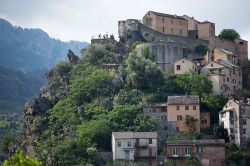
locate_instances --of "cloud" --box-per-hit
[0,0,249,46]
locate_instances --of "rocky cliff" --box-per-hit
[19,51,78,157]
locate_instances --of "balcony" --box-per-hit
[135,141,149,148]
[134,149,157,158]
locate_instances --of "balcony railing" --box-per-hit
[135,142,148,147]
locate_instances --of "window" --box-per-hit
[193,106,196,110]
[223,78,225,82]
[117,140,121,147]
[162,18,164,23]
[211,63,213,67]
[127,141,131,147]
[172,147,178,156]
[176,65,181,70]
[177,115,182,121]
[163,27,165,32]
[185,147,190,156]
[243,129,246,134]
[243,119,247,125]
[176,127,179,131]
[180,29,182,35]
[229,70,231,76]
[171,28,174,34]
[176,105,180,110]
[185,105,189,110]
[179,20,182,26]
[239,41,244,45]
[227,77,230,82]
[197,146,202,153]
[149,138,152,144]
[230,128,234,133]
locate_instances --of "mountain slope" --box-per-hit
[0,18,88,72]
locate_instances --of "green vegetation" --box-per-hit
[218,29,240,41]
[3,148,41,166]
[185,156,200,166]
[195,44,208,55]
[4,41,231,165]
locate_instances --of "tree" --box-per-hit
[185,115,198,131]
[2,135,15,156]
[3,148,41,166]
[195,44,208,55]
[81,44,113,66]
[142,16,153,27]
[113,89,142,105]
[213,124,229,141]
[126,53,164,90]
[218,29,240,41]
[173,72,212,96]
[185,156,200,166]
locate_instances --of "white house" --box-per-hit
[174,59,198,75]
[112,132,158,165]
[219,99,250,147]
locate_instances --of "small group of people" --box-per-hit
[91,33,114,39]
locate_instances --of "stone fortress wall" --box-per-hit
[118,19,209,49]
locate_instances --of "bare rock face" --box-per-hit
[21,97,52,156]
[67,49,79,64]
[19,55,73,157]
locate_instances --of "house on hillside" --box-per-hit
[166,139,225,166]
[219,99,250,147]
[174,59,198,74]
[112,132,158,166]
[205,48,238,65]
[143,103,168,136]
[201,60,242,95]
[167,95,201,132]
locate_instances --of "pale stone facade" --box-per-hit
[144,11,188,37]
[183,15,248,62]
[143,103,168,136]
[167,96,200,132]
[174,59,198,74]
[201,60,242,95]
[112,132,158,165]
[219,99,250,147]
[205,48,238,64]
[166,139,225,166]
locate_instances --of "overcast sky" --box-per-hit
[0,0,249,47]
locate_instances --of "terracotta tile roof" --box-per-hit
[167,95,200,105]
[112,132,158,139]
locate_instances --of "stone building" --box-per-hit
[166,139,225,166]
[144,11,188,37]
[167,95,200,132]
[183,15,248,63]
[201,60,242,95]
[174,59,198,74]
[112,132,158,166]
[143,103,168,136]
[219,99,250,147]
[205,48,238,65]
